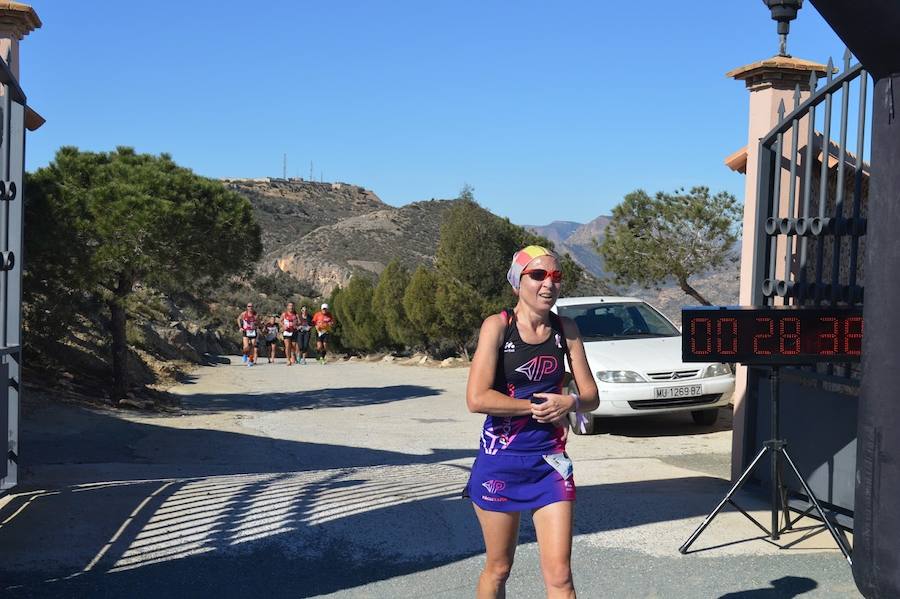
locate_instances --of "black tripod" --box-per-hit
[678,366,853,565]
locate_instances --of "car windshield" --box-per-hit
[558,302,680,341]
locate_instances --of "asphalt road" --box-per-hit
[0,358,861,598]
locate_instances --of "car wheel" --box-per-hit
[691,408,719,426]
[567,384,596,435]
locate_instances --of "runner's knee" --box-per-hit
[540,562,572,590]
[483,558,513,584]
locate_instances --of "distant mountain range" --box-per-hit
[525,217,612,279]
[526,217,740,322]
[227,178,737,322]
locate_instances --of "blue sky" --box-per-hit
[22,1,847,224]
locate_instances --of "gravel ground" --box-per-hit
[0,358,860,598]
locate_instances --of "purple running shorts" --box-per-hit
[466,452,575,512]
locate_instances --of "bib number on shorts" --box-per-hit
[542,453,573,480]
[245,330,257,338]
[283,331,293,338]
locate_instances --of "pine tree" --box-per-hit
[372,259,417,348]
[27,147,262,399]
[599,187,740,305]
[403,266,442,343]
[333,276,386,351]
[434,277,483,359]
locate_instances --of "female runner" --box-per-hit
[465,245,598,599]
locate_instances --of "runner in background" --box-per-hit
[312,303,336,364]
[281,302,300,366]
[236,302,259,366]
[297,305,313,365]
[264,315,280,363]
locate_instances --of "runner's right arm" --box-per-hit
[466,314,532,417]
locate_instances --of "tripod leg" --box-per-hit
[771,444,780,540]
[779,469,792,533]
[776,459,792,533]
[679,445,769,554]
[780,448,853,565]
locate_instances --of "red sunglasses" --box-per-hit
[521,268,563,283]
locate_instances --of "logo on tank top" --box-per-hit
[482,479,506,494]
[514,355,558,382]
[504,341,516,353]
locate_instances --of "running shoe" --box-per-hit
[242,355,248,363]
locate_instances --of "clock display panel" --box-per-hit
[682,306,863,364]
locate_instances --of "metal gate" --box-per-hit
[0,55,26,491]
[746,51,870,523]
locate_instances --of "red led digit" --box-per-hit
[844,316,864,355]
[779,317,800,355]
[753,317,774,355]
[716,318,738,355]
[818,317,839,355]
[690,318,712,356]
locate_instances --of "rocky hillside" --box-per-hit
[229,179,609,296]
[623,266,740,325]
[224,178,387,251]
[259,199,456,293]
[225,178,733,311]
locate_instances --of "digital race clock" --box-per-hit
[682,306,864,365]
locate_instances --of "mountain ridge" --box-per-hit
[228,178,737,318]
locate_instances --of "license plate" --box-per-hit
[654,384,702,399]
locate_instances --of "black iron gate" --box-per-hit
[746,51,870,524]
[0,56,25,490]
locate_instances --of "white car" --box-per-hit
[553,296,735,434]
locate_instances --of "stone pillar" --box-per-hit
[0,2,40,80]
[725,56,826,481]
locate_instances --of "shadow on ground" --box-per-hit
[595,403,734,437]
[178,385,442,413]
[718,575,818,598]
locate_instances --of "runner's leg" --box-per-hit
[242,336,249,362]
[532,501,575,599]
[299,332,308,364]
[473,505,520,599]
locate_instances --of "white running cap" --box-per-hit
[321,303,329,309]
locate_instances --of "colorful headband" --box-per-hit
[506,245,557,290]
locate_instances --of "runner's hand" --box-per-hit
[530,393,576,423]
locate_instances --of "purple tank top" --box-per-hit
[479,312,567,456]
